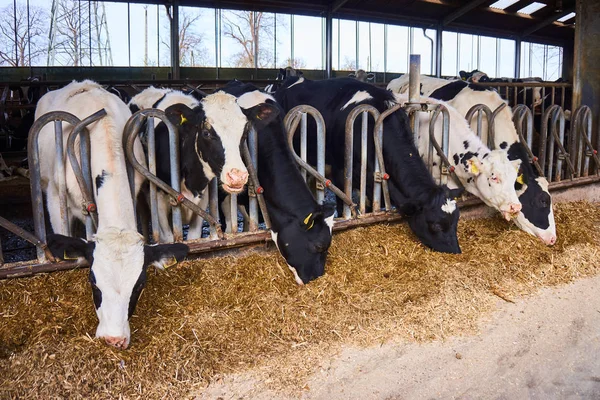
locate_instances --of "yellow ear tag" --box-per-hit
[180,114,187,125]
[164,257,178,269]
[469,160,479,175]
[303,213,313,225]
[63,250,79,260]
[256,114,262,120]
[516,174,525,185]
[307,220,315,230]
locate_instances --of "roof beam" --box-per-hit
[522,6,576,36]
[505,0,536,14]
[331,0,350,12]
[442,0,491,26]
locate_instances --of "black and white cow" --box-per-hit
[349,69,375,83]
[129,87,254,241]
[36,80,189,349]
[275,77,463,254]
[393,93,522,220]
[264,67,304,94]
[221,81,335,284]
[388,75,557,245]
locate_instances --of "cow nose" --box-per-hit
[226,168,249,188]
[509,203,522,214]
[104,336,129,349]
[545,235,557,246]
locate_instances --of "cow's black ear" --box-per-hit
[242,103,280,130]
[459,71,468,80]
[164,104,197,127]
[299,211,323,231]
[47,234,95,263]
[321,203,336,218]
[129,103,140,114]
[144,243,189,270]
[444,186,465,200]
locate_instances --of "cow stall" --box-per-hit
[0,63,599,278]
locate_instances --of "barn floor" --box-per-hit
[0,201,599,399]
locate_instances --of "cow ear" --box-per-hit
[367,73,375,79]
[511,158,522,172]
[299,211,323,231]
[144,243,189,270]
[466,158,482,176]
[242,103,280,130]
[46,234,95,263]
[321,203,336,218]
[446,187,465,200]
[164,104,197,127]
[459,71,468,80]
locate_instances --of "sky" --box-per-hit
[1,0,563,79]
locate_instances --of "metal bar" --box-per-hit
[0,215,55,262]
[247,127,259,231]
[54,120,70,235]
[208,178,219,238]
[124,109,224,239]
[300,112,307,182]
[167,112,183,241]
[284,106,353,213]
[241,141,271,229]
[28,111,81,262]
[316,109,326,204]
[147,117,160,243]
[227,194,238,233]
[522,7,576,37]
[465,104,493,148]
[359,111,368,214]
[408,54,421,142]
[79,126,94,240]
[66,109,106,231]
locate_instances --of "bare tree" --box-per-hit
[163,6,210,67]
[0,3,48,66]
[340,56,357,71]
[222,10,278,68]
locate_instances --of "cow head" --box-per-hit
[463,151,522,220]
[460,70,489,83]
[271,205,335,285]
[403,185,464,254]
[165,91,250,194]
[514,174,556,245]
[47,228,189,349]
[349,69,375,82]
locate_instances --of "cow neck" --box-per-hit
[89,121,137,231]
[381,112,438,207]
[256,122,319,227]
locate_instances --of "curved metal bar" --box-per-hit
[571,106,600,177]
[284,105,355,214]
[66,108,107,233]
[511,105,545,176]
[28,111,82,262]
[428,104,462,187]
[241,141,271,229]
[345,104,383,215]
[124,109,224,240]
[0,215,56,262]
[465,104,494,148]
[543,106,573,182]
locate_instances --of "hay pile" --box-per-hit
[1,201,599,398]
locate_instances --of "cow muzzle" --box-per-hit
[104,336,129,349]
[537,232,557,246]
[501,203,522,221]
[222,168,248,194]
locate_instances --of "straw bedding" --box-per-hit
[0,201,599,399]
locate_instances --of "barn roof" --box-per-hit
[117,0,576,46]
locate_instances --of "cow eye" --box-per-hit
[429,222,443,234]
[202,128,212,138]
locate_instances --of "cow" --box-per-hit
[128,87,255,241]
[349,69,375,83]
[35,80,189,350]
[388,75,557,245]
[221,81,335,284]
[264,67,304,94]
[275,77,463,254]
[394,93,522,220]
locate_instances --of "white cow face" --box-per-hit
[47,229,189,349]
[466,151,522,220]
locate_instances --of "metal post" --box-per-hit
[209,178,219,238]
[168,116,183,241]
[359,111,368,214]
[435,25,443,78]
[409,54,421,142]
[248,127,259,230]
[515,38,521,79]
[300,112,308,181]
[54,120,70,235]
[170,0,180,79]
[325,10,333,78]
[147,119,160,243]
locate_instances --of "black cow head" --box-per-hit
[271,204,336,285]
[46,230,189,350]
[460,69,490,83]
[403,185,464,254]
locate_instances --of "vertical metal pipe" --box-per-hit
[325,10,333,78]
[316,112,325,204]
[29,133,46,262]
[383,24,387,81]
[248,126,259,230]
[79,130,94,239]
[54,121,70,235]
[147,119,160,243]
[515,38,521,79]
[167,119,183,241]
[228,194,237,233]
[208,178,219,239]
[409,55,421,142]
[343,119,353,220]
[372,121,382,211]
[355,20,359,69]
[440,107,450,186]
[583,108,593,177]
[300,112,307,181]
[170,0,180,79]
[359,112,368,214]
[127,3,131,67]
[435,25,442,78]
[555,112,566,182]
[215,8,219,78]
